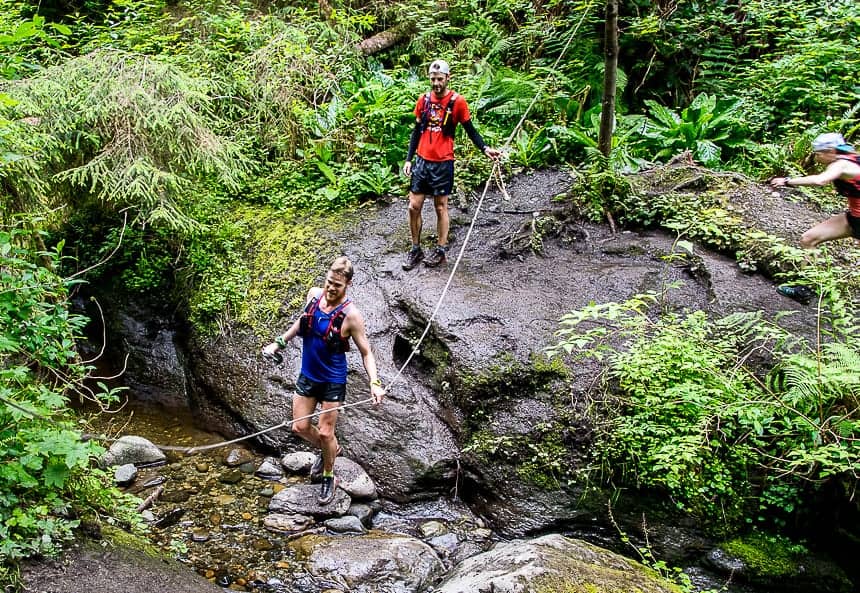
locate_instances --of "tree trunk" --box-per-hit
[355,24,415,55]
[598,0,618,158]
[319,0,334,22]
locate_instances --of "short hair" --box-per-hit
[329,256,354,281]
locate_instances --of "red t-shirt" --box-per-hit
[414,90,472,162]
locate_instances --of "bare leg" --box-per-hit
[800,213,853,249]
[317,401,340,473]
[433,194,450,246]
[407,192,426,245]
[291,394,322,448]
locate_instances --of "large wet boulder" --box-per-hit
[77,295,189,408]
[435,533,681,593]
[289,532,444,593]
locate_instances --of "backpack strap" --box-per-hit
[298,296,320,337]
[324,299,352,353]
[323,299,351,334]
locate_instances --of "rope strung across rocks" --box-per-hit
[175,398,375,454]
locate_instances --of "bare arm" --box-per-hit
[771,160,859,187]
[344,309,385,404]
[262,287,321,355]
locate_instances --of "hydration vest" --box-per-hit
[834,154,860,199]
[298,297,351,354]
[419,91,459,138]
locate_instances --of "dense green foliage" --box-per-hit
[0,219,137,569]
[0,0,858,576]
[548,277,860,531]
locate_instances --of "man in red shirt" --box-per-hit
[402,59,501,269]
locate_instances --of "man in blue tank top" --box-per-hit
[263,256,385,504]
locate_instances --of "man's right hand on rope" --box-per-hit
[483,146,502,160]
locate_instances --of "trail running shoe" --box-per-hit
[777,284,815,305]
[423,246,447,268]
[402,247,424,270]
[318,475,339,505]
[310,445,342,479]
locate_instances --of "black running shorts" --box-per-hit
[410,156,454,197]
[295,373,346,403]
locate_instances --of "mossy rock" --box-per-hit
[20,524,220,593]
[436,534,682,593]
[716,532,852,593]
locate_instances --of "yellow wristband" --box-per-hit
[371,379,382,387]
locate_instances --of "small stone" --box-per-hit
[209,513,222,526]
[347,503,373,526]
[324,515,365,534]
[195,462,210,473]
[263,513,313,533]
[114,463,138,486]
[428,532,460,557]
[153,508,185,529]
[160,488,193,503]
[224,448,254,467]
[258,486,275,497]
[191,527,210,542]
[419,520,447,538]
[255,457,284,480]
[140,510,155,522]
[239,461,256,474]
[241,512,253,520]
[215,495,235,505]
[251,537,274,551]
[281,451,317,473]
[219,469,244,484]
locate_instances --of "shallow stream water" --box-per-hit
[83,400,490,591]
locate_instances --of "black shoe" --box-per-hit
[777,284,815,305]
[309,445,341,478]
[423,246,447,268]
[402,247,424,270]
[318,475,339,505]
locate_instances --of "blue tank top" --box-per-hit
[301,301,349,384]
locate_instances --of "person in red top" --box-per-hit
[770,132,860,302]
[401,59,501,270]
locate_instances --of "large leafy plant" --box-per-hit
[637,93,754,167]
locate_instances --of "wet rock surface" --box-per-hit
[20,535,222,593]
[435,534,680,593]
